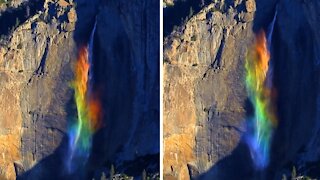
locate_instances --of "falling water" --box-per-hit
[245,9,278,169]
[267,8,278,50]
[88,18,97,84]
[67,19,102,174]
[266,9,278,89]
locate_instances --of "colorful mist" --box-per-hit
[67,45,102,172]
[245,30,277,169]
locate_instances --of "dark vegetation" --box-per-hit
[117,154,159,177]
[94,153,159,179]
[281,161,320,180]
[282,166,314,180]
[164,0,209,36]
[0,0,44,37]
[94,162,159,180]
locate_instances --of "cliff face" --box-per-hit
[0,0,159,179]
[164,0,320,179]
[0,0,76,179]
[164,0,255,178]
[96,0,159,162]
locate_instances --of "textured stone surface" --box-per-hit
[0,0,159,179]
[164,0,320,179]
[0,0,76,179]
[245,0,256,12]
[163,1,255,178]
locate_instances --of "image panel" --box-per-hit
[163,0,320,179]
[0,0,159,179]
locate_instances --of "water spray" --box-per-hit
[67,19,102,173]
[245,9,278,169]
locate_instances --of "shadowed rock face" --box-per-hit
[267,0,320,178]
[0,0,159,179]
[85,0,160,176]
[164,0,320,179]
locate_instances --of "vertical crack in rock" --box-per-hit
[35,38,50,76]
[211,28,227,70]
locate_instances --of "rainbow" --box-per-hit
[67,45,102,172]
[245,30,277,169]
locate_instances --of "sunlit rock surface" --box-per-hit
[164,0,255,178]
[0,0,75,179]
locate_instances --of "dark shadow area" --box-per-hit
[251,0,278,33]
[0,0,44,36]
[17,137,69,180]
[72,0,99,46]
[164,0,209,36]
[85,0,160,178]
[300,161,320,178]
[211,31,226,69]
[18,137,86,180]
[85,7,136,175]
[118,154,160,177]
[197,140,257,180]
[196,99,260,180]
[90,153,160,180]
[267,5,319,178]
[35,38,49,75]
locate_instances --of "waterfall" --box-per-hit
[245,8,278,169]
[66,19,102,174]
[88,18,97,85]
[267,8,278,49]
[266,8,277,89]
